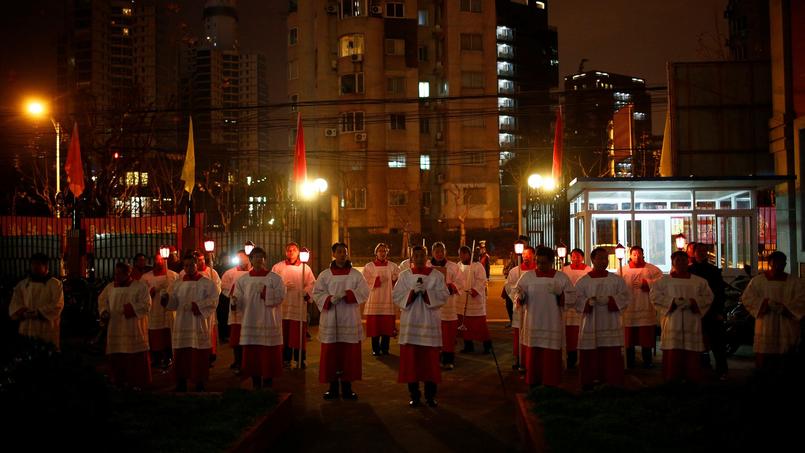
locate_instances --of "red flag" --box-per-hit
[551,106,563,183]
[64,122,85,198]
[293,112,307,183]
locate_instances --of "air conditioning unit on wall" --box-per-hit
[324,128,338,137]
[325,4,338,14]
[370,5,383,15]
[355,132,367,142]
[351,53,363,62]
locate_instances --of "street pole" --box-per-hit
[52,119,61,218]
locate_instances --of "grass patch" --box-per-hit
[106,388,278,452]
[529,378,801,453]
[2,336,277,452]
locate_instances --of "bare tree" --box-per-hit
[445,183,481,246]
[197,162,247,233]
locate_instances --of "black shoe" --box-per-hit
[409,398,421,407]
[426,399,438,408]
[371,350,380,356]
[342,391,358,400]
[323,391,339,400]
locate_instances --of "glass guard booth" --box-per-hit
[567,177,786,275]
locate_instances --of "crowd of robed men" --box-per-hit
[8,238,805,405]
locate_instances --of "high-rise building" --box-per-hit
[494,0,558,228]
[563,70,651,178]
[288,0,510,241]
[180,0,268,174]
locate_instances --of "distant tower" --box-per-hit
[203,0,238,50]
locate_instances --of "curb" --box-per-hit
[229,393,293,453]
[515,393,548,452]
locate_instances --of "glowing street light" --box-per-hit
[244,240,255,256]
[24,98,62,216]
[615,242,626,275]
[299,177,328,200]
[674,233,687,251]
[527,173,543,189]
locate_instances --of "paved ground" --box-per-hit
[140,276,757,452]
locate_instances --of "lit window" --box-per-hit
[418,10,428,25]
[497,79,514,94]
[341,0,363,17]
[499,115,515,130]
[497,43,513,58]
[535,1,546,9]
[496,26,513,41]
[122,8,132,16]
[497,62,514,76]
[338,34,365,56]
[498,97,515,110]
[122,27,129,36]
[420,154,431,170]
[418,82,430,98]
[388,153,407,168]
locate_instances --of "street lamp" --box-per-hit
[244,240,255,256]
[557,241,568,268]
[674,233,687,251]
[24,98,62,217]
[299,177,328,200]
[615,242,626,275]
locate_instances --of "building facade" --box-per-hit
[563,70,651,179]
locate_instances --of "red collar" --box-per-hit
[249,269,270,277]
[520,262,536,271]
[765,271,788,281]
[670,271,691,279]
[114,278,133,288]
[569,263,587,270]
[285,259,301,266]
[197,263,207,272]
[412,266,433,275]
[330,261,352,275]
[151,267,166,276]
[373,259,388,266]
[628,261,645,268]
[183,273,203,281]
[535,269,557,278]
[588,269,609,278]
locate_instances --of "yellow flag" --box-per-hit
[181,117,195,195]
[659,108,672,177]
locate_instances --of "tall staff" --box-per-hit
[299,248,311,369]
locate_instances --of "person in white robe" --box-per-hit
[427,242,462,369]
[167,253,219,392]
[98,262,152,388]
[9,253,64,349]
[313,242,370,400]
[141,252,179,370]
[621,246,663,369]
[272,242,316,368]
[574,247,631,388]
[233,247,286,389]
[651,250,713,382]
[393,245,449,407]
[514,246,575,387]
[220,250,251,371]
[362,243,400,356]
[742,251,805,372]
[179,251,222,365]
[560,248,591,369]
[456,245,491,353]
[505,245,536,371]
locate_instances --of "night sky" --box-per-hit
[0,0,728,134]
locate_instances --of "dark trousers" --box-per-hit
[217,296,230,341]
[283,346,306,362]
[504,295,514,322]
[407,381,437,400]
[371,336,390,353]
[702,316,728,375]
